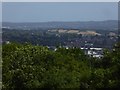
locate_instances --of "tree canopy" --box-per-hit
[2,42,120,89]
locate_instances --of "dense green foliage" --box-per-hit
[2,42,120,89]
[3,28,117,48]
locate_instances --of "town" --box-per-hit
[2,27,118,58]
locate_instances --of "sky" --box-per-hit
[2,2,118,22]
[2,0,120,2]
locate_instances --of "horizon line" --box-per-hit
[2,20,118,23]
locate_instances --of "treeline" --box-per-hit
[2,42,120,89]
[2,28,80,46]
[3,28,117,48]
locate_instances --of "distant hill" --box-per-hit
[2,20,118,31]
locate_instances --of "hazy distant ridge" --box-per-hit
[2,20,118,30]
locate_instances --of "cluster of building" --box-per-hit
[47,43,103,58]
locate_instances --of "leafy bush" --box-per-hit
[2,42,120,89]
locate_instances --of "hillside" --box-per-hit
[2,20,118,30]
